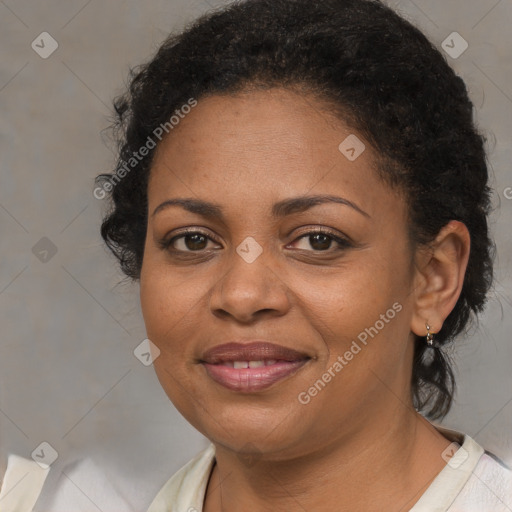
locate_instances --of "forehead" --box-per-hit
[153,87,354,157]
[147,88,402,222]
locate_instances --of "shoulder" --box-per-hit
[450,449,512,511]
[411,424,512,512]
[146,443,216,512]
[0,453,50,510]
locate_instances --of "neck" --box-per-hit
[204,409,452,512]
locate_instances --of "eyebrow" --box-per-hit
[151,194,370,220]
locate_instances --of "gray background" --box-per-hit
[0,0,511,509]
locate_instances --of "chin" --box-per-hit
[199,408,305,452]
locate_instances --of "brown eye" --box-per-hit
[291,229,352,252]
[308,233,332,251]
[178,233,209,251]
[162,230,220,252]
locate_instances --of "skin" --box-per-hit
[139,87,471,511]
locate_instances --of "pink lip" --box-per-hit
[200,342,311,392]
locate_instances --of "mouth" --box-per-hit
[199,341,311,392]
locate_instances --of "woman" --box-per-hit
[95,0,511,510]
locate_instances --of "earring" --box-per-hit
[425,323,434,347]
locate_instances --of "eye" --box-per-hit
[159,227,353,254]
[289,228,352,252]
[161,230,221,252]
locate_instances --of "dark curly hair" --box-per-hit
[96,0,495,420]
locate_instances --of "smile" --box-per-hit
[202,359,309,392]
[200,341,311,392]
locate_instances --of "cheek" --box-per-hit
[140,265,210,419]
[140,261,207,344]
[296,249,411,367]
[291,258,395,330]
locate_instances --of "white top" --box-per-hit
[1,426,510,510]
[147,425,512,512]
[0,454,139,511]
[0,454,51,511]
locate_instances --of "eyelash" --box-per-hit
[159,227,353,254]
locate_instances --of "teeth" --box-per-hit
[230,360,278,368]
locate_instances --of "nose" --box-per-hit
[209,243,291,323]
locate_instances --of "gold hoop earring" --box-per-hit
[426,323,434,346]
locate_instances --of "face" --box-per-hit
[140,87,419,460]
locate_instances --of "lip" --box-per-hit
[200,341,311,392]
[201,341,309,364]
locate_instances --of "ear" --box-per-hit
[410,220,471,337]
